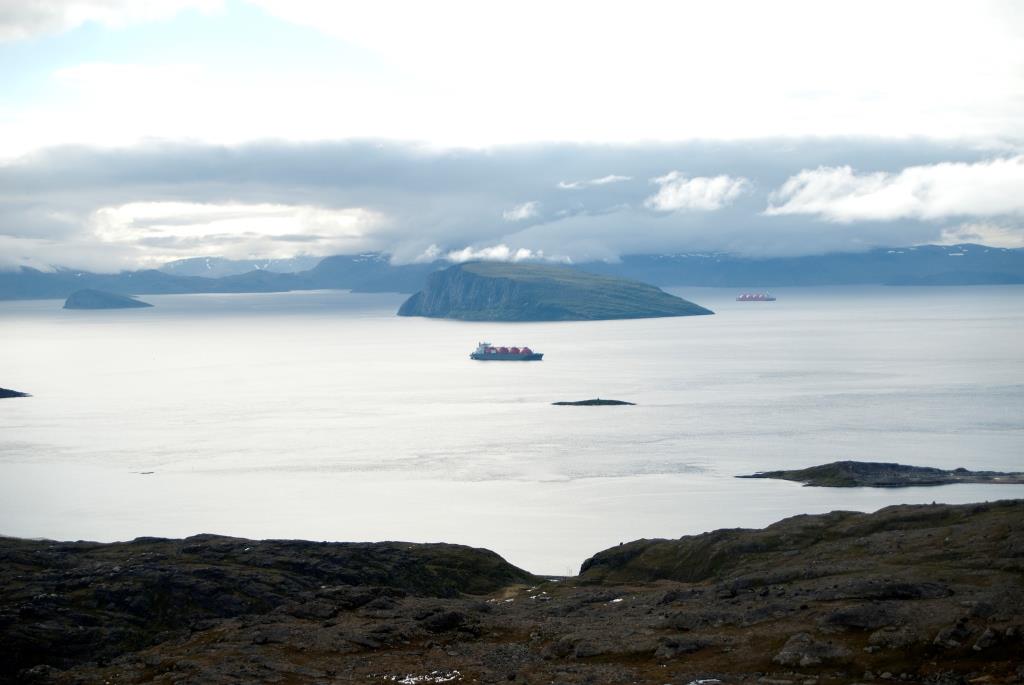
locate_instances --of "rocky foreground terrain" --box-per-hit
[2,500,1022,684]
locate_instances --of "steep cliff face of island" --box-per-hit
[63,289,153,310]
[397,262,713,321]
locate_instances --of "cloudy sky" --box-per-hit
[1,0,1023,270]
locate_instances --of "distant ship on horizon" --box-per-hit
[470,342,543,361]
[736,293,777,301]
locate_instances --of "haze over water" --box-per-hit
[2,285,1023,574]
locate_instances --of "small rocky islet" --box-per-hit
[3,500,1022,684]
[552,399,635,406]
[739,460,1024,487]
[62,289,153,310]
[0,387,30,399]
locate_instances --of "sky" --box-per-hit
[1,0,1023,271]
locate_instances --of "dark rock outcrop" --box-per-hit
[738,460,1024,487]
[0,535,534,681]
[552,399,635,406]
[0,387,29,399]
[62,289,153,310]
[773,631,852,666]
[577,500,1024,584]
[397,262,713,321]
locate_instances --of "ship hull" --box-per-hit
[470,353,543,361]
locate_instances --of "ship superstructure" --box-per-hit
[470,342,543,361]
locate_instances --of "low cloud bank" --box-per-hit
[1,139,1021,272]
[416,244,560,264]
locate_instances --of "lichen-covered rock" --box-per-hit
[869,625,923,649]
[773,632,851,667]
[819,602,902,630]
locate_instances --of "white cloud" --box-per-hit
[0,0,221,41]
[938,222,1024,248]
[765,156,1024,222]
[89,201,383,262]
[2,139,1019,270]
[411,244,442,263]
[644,171,750,211]
[0,237,57,271]
[443,244,547,263]
[557,175,631,189]
[590,174,630,185]
[502,201,539,222]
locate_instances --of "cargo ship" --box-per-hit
[736,293,776,301]
[470,342,543,361]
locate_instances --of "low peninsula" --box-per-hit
[552,398,635,406]
[0,387,29,399]
[3,501,1022,684]
[738,460,1024,487]
[63,289,153,310]
[397,261,713,321]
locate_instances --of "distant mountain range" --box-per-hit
[159,256,323,278]
[582,244,1024,287]
[1,244,1021,301]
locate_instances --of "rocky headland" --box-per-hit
[739,461,1024,487]
[397,262,713,321]
[0,387,30,399]
[63,289,153,310]
[552,399,635,406]
[3,500,1023,684]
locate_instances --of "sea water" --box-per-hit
[2,286,1022,574]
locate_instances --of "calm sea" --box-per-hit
[2,285,1023,574]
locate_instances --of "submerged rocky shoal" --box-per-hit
[3,500,1022,684]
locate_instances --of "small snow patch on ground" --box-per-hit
[383,670,462,684]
